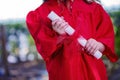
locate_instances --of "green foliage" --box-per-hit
[27,34,35,46]
[113,25,117,34]
[1,21,38,57]
[5,22,27,33]
[109,11,120,57]
[109,11,120,28]
[115,36,120,56]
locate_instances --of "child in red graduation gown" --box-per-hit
[26,0,118,80]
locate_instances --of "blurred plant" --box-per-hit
[110,11,120,35]
[109,11,120,57]
[3,21,40,62]
[27,35,38,59]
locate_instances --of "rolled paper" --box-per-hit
[48,11,75,35]
[48,11,102,59]
[48,11,62,21]
[77,36,102,59]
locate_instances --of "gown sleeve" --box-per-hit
[26,7,64,62]
[94,4,118,62]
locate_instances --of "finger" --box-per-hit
[85,38,97,49]
[86,41,95,54]
[53,19,65,28]
[93,46,100,55]
[64,22,69,28]
[52,19,59,27]
[89,43,97,55]
[59,22,68,30]
[55,21,63,29]
[85,39,92,50]
[56,20,67,29]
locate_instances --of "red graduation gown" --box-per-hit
[26,0,118,80]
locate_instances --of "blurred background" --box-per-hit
[0,0,120,80]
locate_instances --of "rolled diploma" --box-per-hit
[48,11,102,59]
[48,11,75,35]
[77,36,102,59]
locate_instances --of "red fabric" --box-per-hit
[26,0,118,80]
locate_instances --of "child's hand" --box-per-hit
[52,17,68,35]
[84,38,105,55]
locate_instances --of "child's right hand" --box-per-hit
[52,17,68,35]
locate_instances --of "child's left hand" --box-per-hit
[84,38,105,55]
